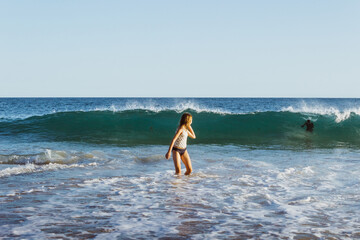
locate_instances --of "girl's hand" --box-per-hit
[165,151,171,159]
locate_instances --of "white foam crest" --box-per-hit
[0,149,97,165]
[37,149,80,164]
[170,100,230,114]
[237,175,257,186]
[95,100,232,115]
[277,166,314,179]
[0,162,95,178]
[79,176,124,188]
[288,196,317,205]
[282,102,360,123]
[0,100,236,121]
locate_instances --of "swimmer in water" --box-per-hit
[301,119,314,132]
[165,113,196,175]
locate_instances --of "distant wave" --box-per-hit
[282,104,360,123]
[1,109,360,148]
[0,149,95,165]
[0,100,232,121]
[2,100,360,123]
[0,162,97,178]
[97,101,233,114]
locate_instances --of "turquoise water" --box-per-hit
[1,98,360,239]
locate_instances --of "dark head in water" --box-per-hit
[301,119,314,132]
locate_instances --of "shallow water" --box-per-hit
[1,98,360,239]
[1,144,360,239]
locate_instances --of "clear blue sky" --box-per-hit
[1,1,359,97]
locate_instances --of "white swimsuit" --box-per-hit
[174,129,188,149]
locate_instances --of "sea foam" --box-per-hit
[0,162,96,178]
[282,101,360,122]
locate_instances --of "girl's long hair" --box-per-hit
[179,113,192,127]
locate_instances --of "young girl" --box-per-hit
[165,113,196,175]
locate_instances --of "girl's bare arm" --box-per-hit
[187,125,196,139]
[165,129,183,159]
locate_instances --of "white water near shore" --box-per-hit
[1,145,360,239]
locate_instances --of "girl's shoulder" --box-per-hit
[180,126,189,134]
[176,126,187,133]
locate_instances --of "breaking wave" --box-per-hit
[1,108,360,147]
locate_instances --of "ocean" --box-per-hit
[1,98,360,239]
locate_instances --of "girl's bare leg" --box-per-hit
[172,150,181,175]
[181,150,193,175]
